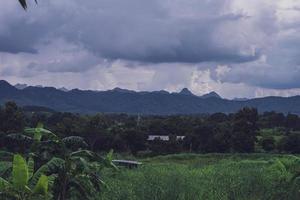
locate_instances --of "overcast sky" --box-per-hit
[1,0,300,99]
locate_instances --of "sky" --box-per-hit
[1,0,300,99]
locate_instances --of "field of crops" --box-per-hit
[101,154,300,200]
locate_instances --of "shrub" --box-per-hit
[261,136,276,152]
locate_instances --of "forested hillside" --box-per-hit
[1,80,300,114]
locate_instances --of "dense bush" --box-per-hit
[261,136,276,152]
[278,133,300,153]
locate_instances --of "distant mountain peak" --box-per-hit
[179,88,194,96]
[14,83,28,90]
[58,87,69,92]
[0,80,17,93]
[111,87,135,93]
[0,80,10,85]
[0,80,14,88]
[201,91,221,99]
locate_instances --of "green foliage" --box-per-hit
[0,102,25,133]
[1,102,300,154]
[61,136,88,151]
[278,133,300,153]
[24,123,58,142]
[12,154,29,190]
[0,154,49,200]
[30,157,65,187]
[101,154,300,200]
[231,107,258,152]
[0,122,118,200]
[33,175,48,195]
[260,136,276,152]
[1,102,300,199]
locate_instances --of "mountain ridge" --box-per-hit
[1,80,300,115]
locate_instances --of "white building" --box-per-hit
[147,135,186,141]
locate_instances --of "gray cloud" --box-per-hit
[1,0,300,97]
[0,0,260,64]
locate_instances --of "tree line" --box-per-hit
[1,101,300,155]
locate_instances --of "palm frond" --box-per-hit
[70,150,97,160]
[30,157,65,187]
[6,133,33,143]
[27,156,35,179]
[18,0,38,10]
[68,179,93,200]
[33,175,49,196]
[62,136,89,150]
[0,151,14,162]
[25,124,58,142]
[0,161,12,178]
[18,0,27,9]
[0,177,10,190]
[12,154,29,189]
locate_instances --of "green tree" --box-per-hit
[286,114,300,131]
[278,133,300,153]
[213,122,232,153]
[123,129,147,155]
[0,102,25,134]
[231,107,258,153]
[261,136,276,152]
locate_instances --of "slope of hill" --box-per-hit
[1,80,300,115]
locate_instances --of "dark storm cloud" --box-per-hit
[0,2,68,54]
[0,0,259,64]
[212,25,300,90]
[0,20,41,54]
[212,62,300,90]
[1,0,300,94]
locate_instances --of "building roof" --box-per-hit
[147,135,186,141]
[112,160,142,165]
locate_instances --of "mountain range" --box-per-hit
[1,80,300,115]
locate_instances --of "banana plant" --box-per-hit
[25,124,117,200]
[24,123,58,142]
[31,149,117,200]
[2,124,118,200]
[0,154,50,200]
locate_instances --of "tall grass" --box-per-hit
[100,154,299,200]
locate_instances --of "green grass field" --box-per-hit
[100,154,300,200]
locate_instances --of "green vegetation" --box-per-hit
[101,154,300,200]
[0,123,117,200]
[1,102,300,199]
[0,154,49,199]
[1,102,300,155]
